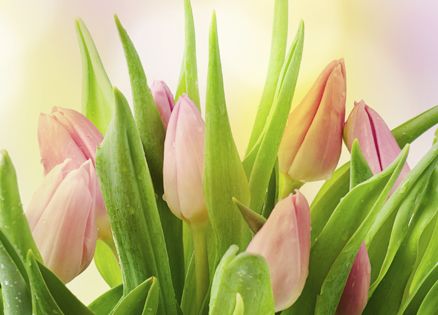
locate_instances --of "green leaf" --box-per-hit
[417,281,438,315]
[114,16,166,191]
[286,146,408,314]
[175,0,200,107]
[392,105,438,147]
[209,245,275,315]
[262,164,279,218]
[245,0,289,154]
[232,197,266,233]
[110,277,159,315]
[94,240,122,288]
[96,88,177,314]
[89,285,123,315]
[76,19,114,133]
[246,21,304,213]
[0,150,41,261]
[310,106,438,245]
[26,251,63,315]
[0,230,31,315]
[204,13,251,266]
[37,262,93,315]
[232,294,245,315]
[349,140,373,189]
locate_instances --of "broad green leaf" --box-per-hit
[96,88,177,314]
[204,13,251,266]
[245,0,288,153]
[0,230,31,315]
[261,163,279,218]
[349,140,373,188]
[94,240,122,288]
[110,277,159,315]
[247,22,304,213]
[368,167,433,294]
[392,105,438,147]
[310,106,438,244]
[25,251,63,315]
[232,294,244,315]
[37,262,93,315]
[286,147,408,314]
[76,19,114,133]
[115,16,166,191]
[175,0,200,107]
[416,281,438,315]
[209,245,275,315]
[89,285,123,315]
[0,150,41,261]
[314,147,409,315]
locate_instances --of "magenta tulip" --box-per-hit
[38,107,111,241]
[151,80,175,129]
[337,243,371,315]
[26,159,97,283]
[344,101,410,185]
[163,95,206,224]
[278,59,346,182]
[247,192,311,311]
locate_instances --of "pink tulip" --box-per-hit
[38,107,111,241]
[344,101,410,185]
[163,94,206,224]
[151,80,175,129]
[278,59,346,182]
[336,243,371,315]
[26,159,97,283]
[247,192,311,311]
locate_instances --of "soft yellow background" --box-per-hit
[0,0,437,303]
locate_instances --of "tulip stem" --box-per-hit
[191,222,208,313]
[278,172,303,200]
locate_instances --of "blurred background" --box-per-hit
[1,0,437,303]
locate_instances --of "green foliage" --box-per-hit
[94,240,122,288]
[96,89,178,314]
[89,285,123,315]
[209,246,275,315]
[76,19,114,134]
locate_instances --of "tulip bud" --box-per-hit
[151,80,175,128]
[163,95,206,224]
[38,107,111,242]
[26,160,97,283]
[336,243,371,315]
[279,59,346,182]
[344,101,410,182]
[247,192,311,311]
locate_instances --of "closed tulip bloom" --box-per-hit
[163,94,206,224]
[151,80,175,128]
[336,243,371,315]
[344,101,410,181]
[279,59,346,182]
[26,160,97,283]
[38,107,110,241]
[247,192,311,311]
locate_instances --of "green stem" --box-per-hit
[191,223,208,313]
[278,172,303,200]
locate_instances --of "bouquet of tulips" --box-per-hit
[1,0,437,314]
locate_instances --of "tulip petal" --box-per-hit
[151,80,175,128]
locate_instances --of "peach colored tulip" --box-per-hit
[163,95,206,224]
[26,160,97,283]
[247,192,311,311]
[336,243,371,315]
[278,59,346,182]
[38,107,110,241]
[344,101,410,183]
[151,80,175,129]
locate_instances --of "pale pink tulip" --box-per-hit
[278,59,346,182]
[38,107,110,241]
[247,192,311,311]
[336,243,371,315]
[26,160,97,283]
[163,95,206,224]
[151,80,175,128]
[344,101,410,183]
